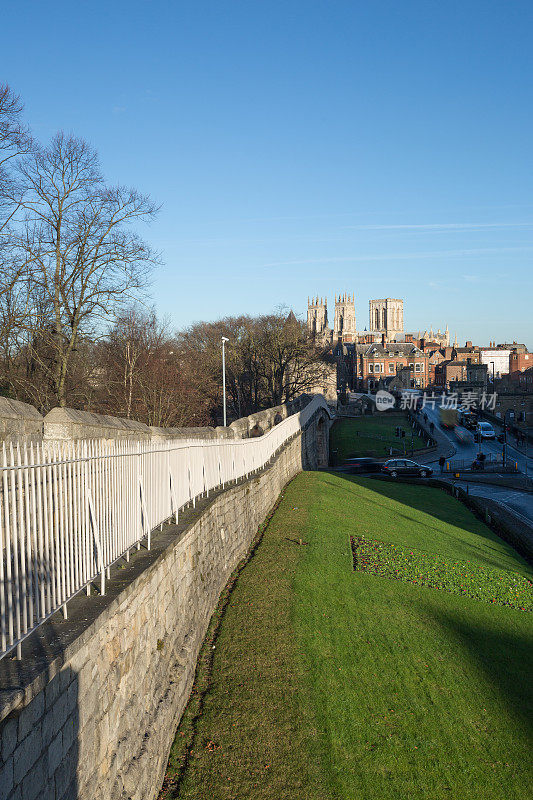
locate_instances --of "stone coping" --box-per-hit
[44,407,152,440]
[0,397,44,421]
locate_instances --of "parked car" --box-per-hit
[381,459,433,478]
[341,457,383,474]
[475,421,496,441]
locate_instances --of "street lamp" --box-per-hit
[502,407,516,467]
[221,337,229,427]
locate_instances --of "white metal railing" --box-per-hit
[0,395,332,660]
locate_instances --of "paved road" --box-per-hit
[407,403,533,525]
[417,403,533,475]
[446,480,533,526]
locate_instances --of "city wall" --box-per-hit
[0,396,330,800]
[0,395,311,445]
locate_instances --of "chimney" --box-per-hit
[420,338,426,350]
[381,333,386,346]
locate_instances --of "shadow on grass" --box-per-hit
[420,600,533,736]
[319,470,531,575]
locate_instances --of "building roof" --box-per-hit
[357,342,424,357]
[285,310,299,326]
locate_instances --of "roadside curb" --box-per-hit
[440,475,533,494]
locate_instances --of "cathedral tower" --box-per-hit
[307,296,328,340]
[369,298,404,340]
[333,293,356,343]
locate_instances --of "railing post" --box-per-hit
[139,476,150,550]
[87,492,105,596]
[169,469,178,523]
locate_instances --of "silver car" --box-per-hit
[476,421,496,440]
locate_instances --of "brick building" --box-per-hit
[509,351,533,378]
[491,388,533,428]
[454,343,480,363]
[353,341,428,391]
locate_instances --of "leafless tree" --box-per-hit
[176,310,330,421]
[13,132,159,407]
[0,84,34,388]
[0,83,32,232]
[94,308,212,427]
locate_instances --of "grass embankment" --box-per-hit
[330,414,427,461]
[160,473,533,800]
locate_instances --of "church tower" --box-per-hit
[333,293,356,343]
[369,298,404,340]
[307,296,328,340]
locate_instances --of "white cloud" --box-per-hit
[260,246,533,269]
[343,222,533,231]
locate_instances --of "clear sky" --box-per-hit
[2,0,532,345]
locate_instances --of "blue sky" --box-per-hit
[2,1,532,344]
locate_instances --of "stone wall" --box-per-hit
[0,397,44,443]
[0,403,330,800]
[0,393,314,444]
[43,408,152,442]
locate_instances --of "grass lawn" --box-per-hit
[330,414,428,462]
[160,473,533,800]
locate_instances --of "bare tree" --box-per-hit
[14,132,159,407]
[254,311,330,406]
[176,310,330,421]
[0,85,34,389]
[0,83,32,232]
[95,308,212,427]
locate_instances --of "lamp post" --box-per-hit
[502,407,514,467]
[221,337,229,427]
[503,408,509,466]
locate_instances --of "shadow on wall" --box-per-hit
[0,650,80,800]
[300,408,330,469]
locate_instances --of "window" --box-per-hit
[389,363,395,373]
[415,363,423,373]
[368,364,374,373]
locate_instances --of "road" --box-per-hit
[410,402,533,526]
[418,403,533,475]
[446,480,533,527]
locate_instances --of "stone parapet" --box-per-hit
[43,408,152,441]
[150,425,218,440]
[0,397,44,443]
[1,392,322,445]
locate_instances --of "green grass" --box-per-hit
[330,415,428,461]
[161,473,533,800]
